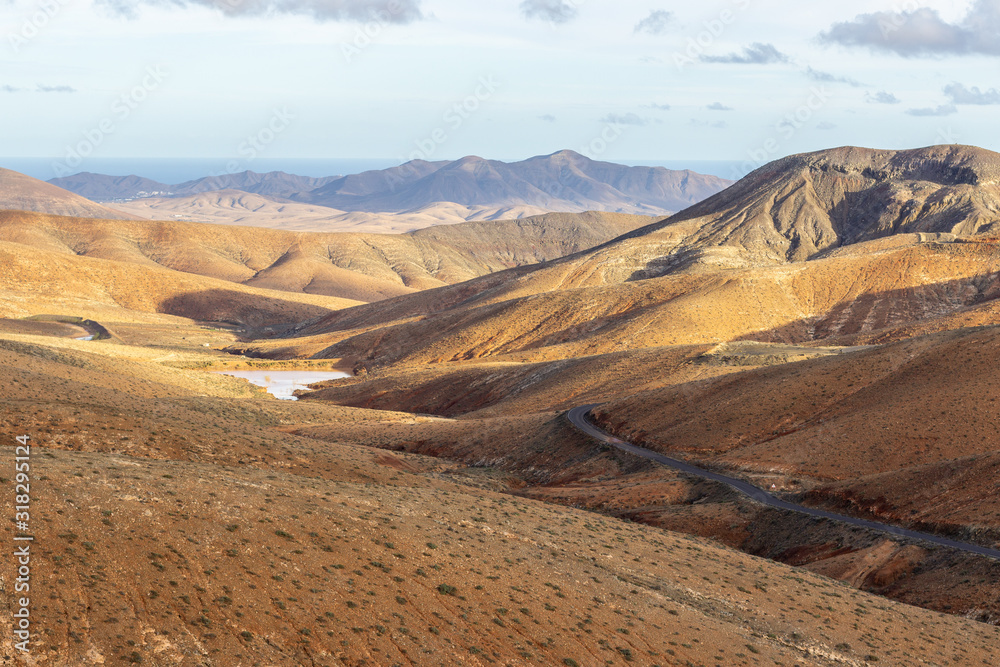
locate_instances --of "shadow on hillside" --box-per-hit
[158,289,334,336]
[731,273,1000,345]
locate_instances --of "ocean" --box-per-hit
[2,157,746,184]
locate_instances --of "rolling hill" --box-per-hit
[0,208,657,308]
[0,167,134,220]
[243,146,1000,368]
[111,190,557,233]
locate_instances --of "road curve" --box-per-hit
[567,404,1000,561]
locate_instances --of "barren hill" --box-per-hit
[243,146,1000,368]
[0,209,656,305]
[48,169,342,201]
[112,190,559,233]
[0,168,134,219]
[44,172,173,200]
[624,144,1000,268]
[2,327,1000,664]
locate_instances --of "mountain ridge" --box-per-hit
[46,151,733,218]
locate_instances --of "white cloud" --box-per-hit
[600,112,647,126]
[97,0,424,22]
[519,0,577,24]
[821,1,1000,57]
[634,9,673,36]
[865,91,900,104]
[944,82,1000,105]
[701,42,790,65]
[906,104,957,117]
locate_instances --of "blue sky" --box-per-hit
[2,0,997,170]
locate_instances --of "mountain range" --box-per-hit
[47,151,733,231]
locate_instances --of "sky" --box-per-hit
[2,0,998,175]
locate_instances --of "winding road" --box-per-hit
[567,404,1000,561]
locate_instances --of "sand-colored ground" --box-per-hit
[3,330,1000,665]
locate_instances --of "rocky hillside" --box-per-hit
[630,144,1000,267]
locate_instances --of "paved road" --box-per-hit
[567,404,1000,561]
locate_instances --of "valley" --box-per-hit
[5,145,1000,664]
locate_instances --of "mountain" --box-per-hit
[46,152,733,226]
[298,150,732,215]
[233,145,1000,367]
[45,172,173,200]
[171,170,341,198]
[49,170,342,202]
[622,144,1000,268]
[0,168,135,219]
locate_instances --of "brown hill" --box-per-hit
[233,146,1000,368]
[0,238,357,325]
[621,144,1000,268]
[1,330,999,664]
[0,167,134,219]
[0,209,656,304]
[565,326,1000,563]
[113,190,587,233]
[242,236,1000,370]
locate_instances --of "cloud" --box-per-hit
[600,112,647,126]
[944,82,1000,105]
[701,42,790,64]
[706,102,732,111]
[538,114,557,123]
[2,85,25,93]
[634,9,673,35]
[906,104,957,117]
[36,84,76,93]
[816,121,837,130]
[519,0,577,24]
[865,90,900,104]
[645,103,671,111]
[689,119,727,129]
[805,67,862,87]
[97,0,424,22]
[820,1,1000,57]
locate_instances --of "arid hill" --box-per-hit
[113,190,562,233]
[8,146,1000,662]
[49,169,342,201]
[622,144,1000,267]
[2,327,1000,665]
[236,146,1000,368]
[0,209,656,304]
[0,168,134,220]
[228,147,1000,626]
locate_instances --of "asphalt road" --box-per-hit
[567,404,1000,561]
